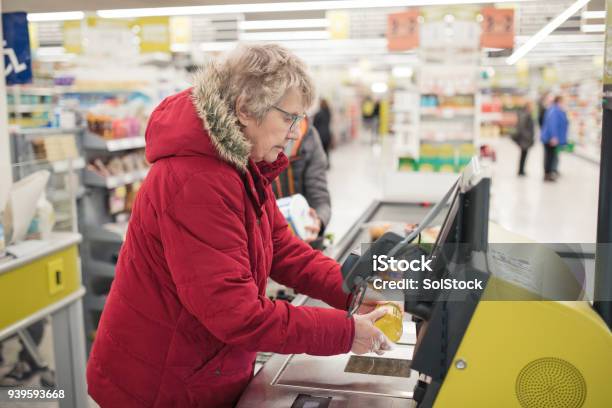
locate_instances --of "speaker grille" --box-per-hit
[516,358,586,408]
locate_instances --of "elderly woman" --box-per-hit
[86,44,390,407]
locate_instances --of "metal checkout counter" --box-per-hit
[239,158,612,407]
[0,232,88,408]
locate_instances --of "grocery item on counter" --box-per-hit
[5,170,50,244]
[277,194,316,241]
[373,302,404,343]
[369,223,391,240]
[27,193,56,240]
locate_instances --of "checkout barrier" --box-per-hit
[0,233,88,408]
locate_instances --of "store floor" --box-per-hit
[326,135,600,244]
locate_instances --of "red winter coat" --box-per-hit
[86,66,355,407]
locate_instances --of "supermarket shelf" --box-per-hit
[8,104,53,112]
[84,168,149,188]
[6,87,57,96]
[480,112,503,122]
[49,186,86,202]
[420,139,475,145]
[85,294,107,311]
[55,213,73,224]
[84,223,128,243]
[51,157,86,173]
[83,132,146,152]
[11,126,84,137]
[85,259,116,278]
[421,112,475,121]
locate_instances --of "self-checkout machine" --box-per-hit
[354,158,612,408]
[238,153,611,407]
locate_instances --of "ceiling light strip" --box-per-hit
[239,19,329,30]
[506,0,592,65]
[27,11,85,22]
[98,0,533,19]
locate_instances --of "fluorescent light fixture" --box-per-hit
[200,38,389,53]
[200,42,236,52]
[582,10,606,19]
[98,0,531,19]
[27,11,84,22]
[392,66,414,78]
[170,43,191,53]
[506,0,592,65]
[240,30,330,41]
[239,19,329,30]
[34,47,67,56]
[582,24,605,32]
[372,82,388,94]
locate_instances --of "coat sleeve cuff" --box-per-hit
[313,308,355,355]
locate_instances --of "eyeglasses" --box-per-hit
[271,105,306,136]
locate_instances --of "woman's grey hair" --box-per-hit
[217,43,316,121]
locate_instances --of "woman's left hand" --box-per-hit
[305,208,322,243]
[355,286,404,315]
[357,300,404,315]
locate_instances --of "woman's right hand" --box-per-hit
[351,308,393,355]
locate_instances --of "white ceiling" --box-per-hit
[5,0,607,69]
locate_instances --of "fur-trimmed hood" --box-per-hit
[145,63,254,172]
[190,63,252,171]
[145,63,289,181]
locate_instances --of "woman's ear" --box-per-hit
[235,95,251,127]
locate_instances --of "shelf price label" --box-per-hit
[480,7,514,50]
[387,10,420,52]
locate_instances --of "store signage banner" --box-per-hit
[480,7,514,49]
[63,20,83,54]
[137,16,171,54]
[2,12,33,84]
[387,10,420,51]
[328,11,350,40]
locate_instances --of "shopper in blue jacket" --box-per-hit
[540,96,568,181]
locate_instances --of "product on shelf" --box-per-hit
[86,99,147,140]
[86,151,149,179]
[31,135,79,162]
[109,187,128,215]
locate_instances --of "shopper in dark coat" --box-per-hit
[313,98,332,161]
[512,102,535,176]
[537,92,549,130]
[272,120,331,243]
[86,44,391,408]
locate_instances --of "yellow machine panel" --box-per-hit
[0,245,80,330]
[434,300,612,407]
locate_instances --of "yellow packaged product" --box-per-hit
[374,302,403,343]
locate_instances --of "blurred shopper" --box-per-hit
[87,44,391,408]
[313,98,332,163]
[362,96,380,143]
[273,117,331,248]
[541,96,568,182]
[537,92,550,130]
[512,102,535,176]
